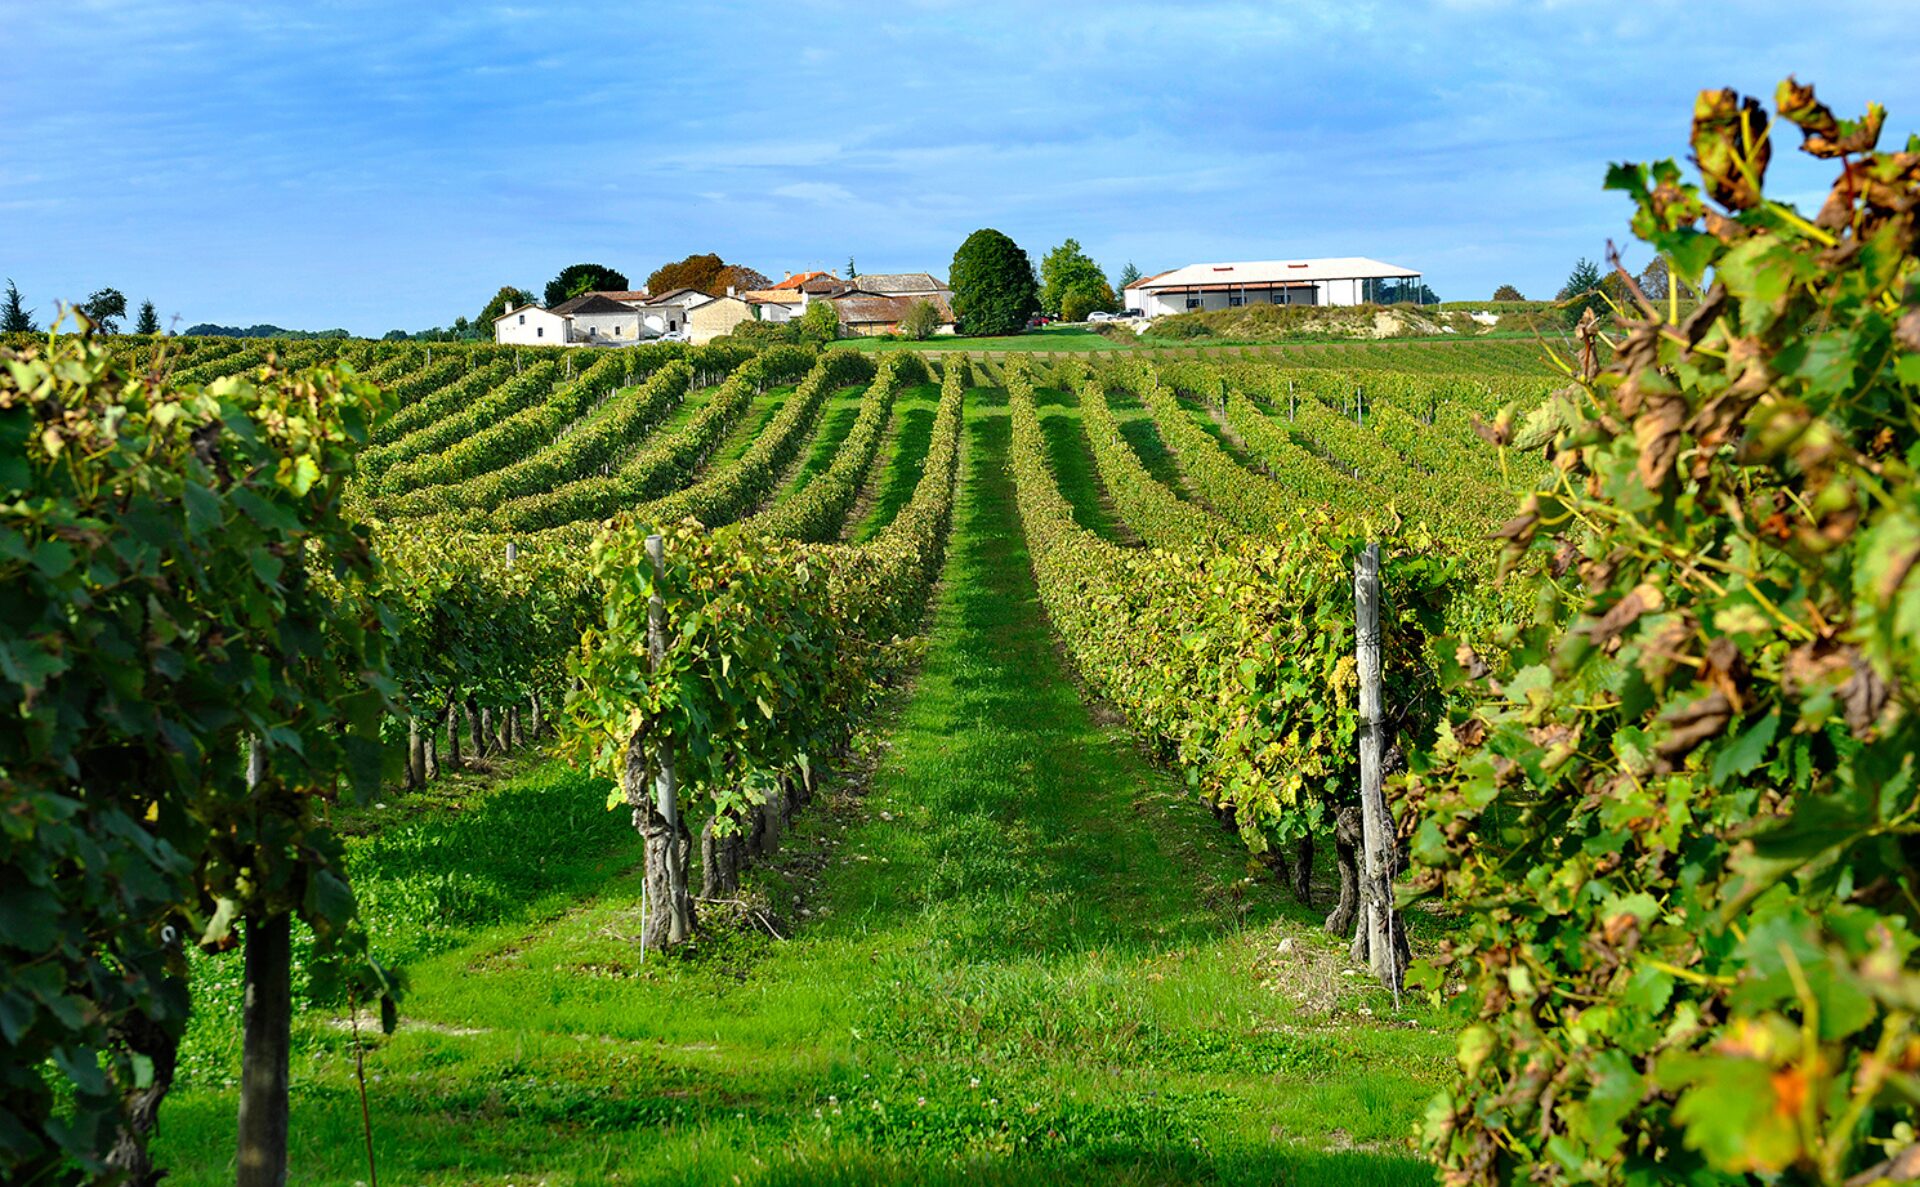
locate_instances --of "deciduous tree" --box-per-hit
[897,298,942,340]
[1040,238,1109,317]
[644,253,726,296]
[478,285,537,327]
[80,287,127,334]
[1491,283,1525,301]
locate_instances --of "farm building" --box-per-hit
[830,291,957,337]
[687,295,754,344]
[1123,258,1424,317]
[493,303,572,345]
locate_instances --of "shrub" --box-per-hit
[898,298,943,340]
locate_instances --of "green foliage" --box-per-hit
[545,264,630,308]
[800,298,842,344]
[1,279,35,333]
[1004,361,1452,853]
[79,287,127,334]
[1409,79,1920,1184]
[1556,257,1604,327]
[1060,281,1117,323]
[1117,261,1143,293]
[0,334,398,1178]
[564,355,965,833]
[898,299,944,341]
[1040,238,1110,318]
[477,285,537,328]
[950,229,1040,337]
[134,299,160,335]
[1491,284,1525,301]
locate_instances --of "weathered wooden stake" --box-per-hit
[1352,542,1405,1004]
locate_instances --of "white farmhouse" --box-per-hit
[1123,258,1424,318]
[493,303,570,345]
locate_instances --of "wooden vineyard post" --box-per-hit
[645,533,692,948]
[1352,542,1406,1003]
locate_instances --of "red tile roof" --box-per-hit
[769,270,833,290]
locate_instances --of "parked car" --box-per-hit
[1087,310,1117,322]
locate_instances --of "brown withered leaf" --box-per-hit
[1680,283,1729,347]
[1702,636,1748,713]
[1692,88,1772,211]
[1638,615,1698,687]
[1635,394,1689,489]
[1456,644,1492,682]
[1895,308,1920,354]
[1840,656,1891,737]
[1585,583,1663,649]
[1551,537,1579,579]
[1454,717,1489,749]
[1655,690,1733,762]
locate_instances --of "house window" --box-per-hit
[1228,295,1243,307]
[518,313,525,324]
[537,326,543,338]
[1186,297,1201,310]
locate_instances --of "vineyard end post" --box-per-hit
[1354,541,1404,1005]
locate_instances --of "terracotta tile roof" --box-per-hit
[831,292,954,325]
[1124,270,1172,290]
[770,271,833,290]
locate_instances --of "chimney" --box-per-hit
[726,285,736,298]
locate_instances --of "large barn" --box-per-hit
[1123,257,1424,317]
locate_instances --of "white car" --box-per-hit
[1087,311,1118,322]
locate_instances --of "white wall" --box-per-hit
[570,309,641,343]
[494,307,569,345]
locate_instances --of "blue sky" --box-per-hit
[6,1,1916,336]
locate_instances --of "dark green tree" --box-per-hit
[949,229,1040,337]
[1115,260,1142,294]
[2,279,36,332]
[478,285,537,327]
[1491,283,1525,301]
[544,263,629,307]
[847,256,857,279]
[80,288,127,334]
[134,299,160,335]
[1556,257,1605,327]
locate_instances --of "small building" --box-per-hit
[830,291,957,338]
[687,295,754,344]
[493,303,571,345]
[548,293,646,344]
[1123,258,1423,317]
[633,288,713,338]
[848,272,951,302]
[740,288,806,323]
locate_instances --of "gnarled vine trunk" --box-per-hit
[1324,806,1362,937]
[626,730,692,950]
[700,813,747,897]
[105,1007,180,1186]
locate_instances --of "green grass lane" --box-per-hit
[851,381,941,542]
[151,385,1446,1185]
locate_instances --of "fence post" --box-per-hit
[646,534,691,946]
[1353,542,1404,1004]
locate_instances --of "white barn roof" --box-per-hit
[1136,257,1418,290]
